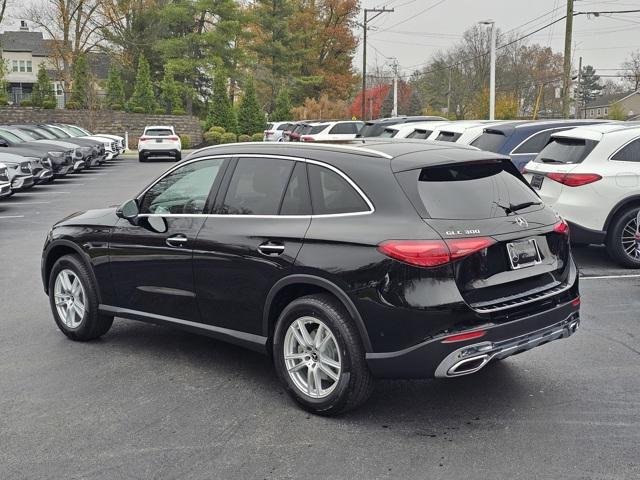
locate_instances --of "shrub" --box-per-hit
[173,108,186,115]
[203,130,223,145]
[179,134,191,149]
[220,132,237,144]
[132,106,145,114]
[65,101,80,109]
[154,107,166,115]
[209,126,226,135]
[251,133,264,142]
[20,99,33,107]
[42,100,57,109]
[111,103,123,111]
[238,134,251,142]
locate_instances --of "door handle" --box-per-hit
[166,234,188,248]
[258,242,285,256]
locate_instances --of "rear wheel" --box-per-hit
[175,152,182,162]
[138,152,146,162]
[48,255,113,341]
[606,206,640,268]
[273,294,373,416]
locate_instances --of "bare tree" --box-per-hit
[0,0,8,26]
[621,50,640,91]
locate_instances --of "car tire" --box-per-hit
[273,293,374,416]
[48,254,113,341]
[606,205,640,268]
[175,152,182,162]
[138,153,146,162]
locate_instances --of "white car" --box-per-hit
[0,162,11,199]
[138,126,182,162]
[523,123,640,267]
[59,124,127,157]
[263,122,293,142]
[426,120,497,143]
[377,121,453,139]
[299,121,364,142]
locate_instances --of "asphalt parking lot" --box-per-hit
[1,154,639,479]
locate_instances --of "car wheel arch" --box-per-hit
[604,195,640,233]
[263,274,373,353]
[43,239,100,302]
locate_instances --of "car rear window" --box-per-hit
[471,131,508,152]
[145,129,174,137]
[434,131,461,142]
[406,129,431,139]
[308,124,329,135]
[379,129,397,138]
[396,159,540,219]
[358,123,388,137]
[276,123,290,131]
[533,137,598,164]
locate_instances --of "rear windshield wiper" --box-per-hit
[494,201,542,215]
[539,157,564,164]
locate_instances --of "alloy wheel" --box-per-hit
[53,269,86,329]
[620,211,640,261]
[283,317,342,399]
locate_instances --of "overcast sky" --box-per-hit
[357,0,640,80]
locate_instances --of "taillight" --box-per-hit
[265,130,274,135]
[553,218,569,235]
[167,136,179,141]
[547,172,602,187]
[139,136,148,142]
[301,136,314,142]
[377,237,496,268]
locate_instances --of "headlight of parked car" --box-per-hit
[42,157,53,169]
[47,151,64,158]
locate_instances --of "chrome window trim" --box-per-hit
[191,142,393,159]
[608,135,640,162]
[136,153,375,218]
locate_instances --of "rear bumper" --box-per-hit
[366,296,580,379]
[139,149,180,158]
[568,221,606,245]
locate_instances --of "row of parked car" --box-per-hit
[0,124,126,199]
[265,115,640,267]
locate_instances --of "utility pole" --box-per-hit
[447,67,452,117]
[562,0,574,118]
[576,56,583,119]
[479,20,496,120]
[361,7,394,120]
[391,58,399,116]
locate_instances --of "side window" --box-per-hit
[407,129,430,139]
[612,138,640,162]
[329,123,357,135]
[139,158,225,214]
[280,162,311,215]
[220,157,294,215]
[513,131,552,154]
[307,164,369,215]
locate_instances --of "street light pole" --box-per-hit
[480,20,496,120]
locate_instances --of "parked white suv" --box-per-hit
[299,121,363,142]
[138,126,182,162]
[377,121,452,139]
[523,123,640,267]
[263,122,292,142]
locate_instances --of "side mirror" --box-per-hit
[116,199,139,219]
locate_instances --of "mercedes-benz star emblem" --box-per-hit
[514,216,528,227]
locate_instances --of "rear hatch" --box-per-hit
[395,158,572,312]
[523,135,600,205]
[140,128,178,146]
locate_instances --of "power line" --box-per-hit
[375,0,448,33]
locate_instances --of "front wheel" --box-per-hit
[48,255,113,341]
[273,294,373,416]
[606,206,640,268]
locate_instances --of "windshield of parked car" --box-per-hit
[64,125,88,136]
[0,129,26,144]
[533,137,598,164]
[47,126,71,138]
[29,128,58,140]
[471,130,508,152]
[7,129,36,141]
[396,159,540,219]
[145,128,174,137]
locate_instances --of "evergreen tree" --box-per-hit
[128,54,156,113]
[105,65,125,108]
[160,68,182,114]
[406,89,423,115]
[272,87,293,121]
[31,63,54,107]
[578,65,603,107]
[68,54,92,108]
[237,77,266,135]
[207,71,237,132]
[380,88,394,117]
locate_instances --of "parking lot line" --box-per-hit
[6,201,51,205]
[0,215,25,219]
[581,274,640,280]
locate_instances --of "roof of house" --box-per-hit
[585,91,639,109]
[0,30,50,56]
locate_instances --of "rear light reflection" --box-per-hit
[300,136,315,142]
[553,219,569,235]
[547,172,602,187]
[571,296,580,307]
[378,237,496,268]
[441,330,486,343]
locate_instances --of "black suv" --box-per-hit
[41,141,580,415]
